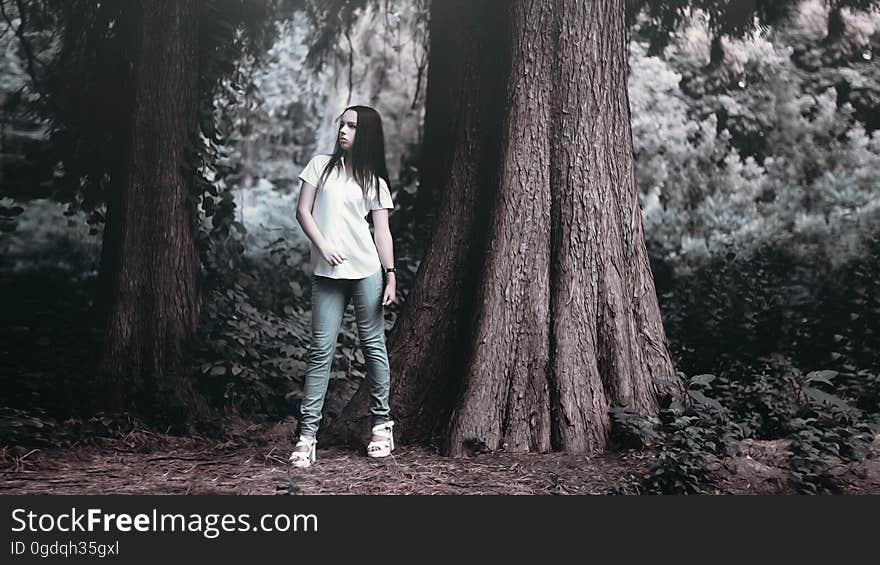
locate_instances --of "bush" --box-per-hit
[660,222,880,380]
[610,366,878,495]
[786,370,876,494]
[629,14,880,272]
[611,372,743,495]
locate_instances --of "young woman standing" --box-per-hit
[289,105,397,468]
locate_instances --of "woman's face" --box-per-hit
[338,109,357,152]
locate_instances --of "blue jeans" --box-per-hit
[297,268,391,437]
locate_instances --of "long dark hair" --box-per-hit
[317,105,389,200]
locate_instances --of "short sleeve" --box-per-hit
[370,177,394,211]
[298,155,323,187]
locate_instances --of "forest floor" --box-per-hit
[2,417,879,495]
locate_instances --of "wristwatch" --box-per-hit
[383,267,397,275]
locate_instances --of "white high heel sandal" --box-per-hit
[367,421,395,458]
[289,435,317,468]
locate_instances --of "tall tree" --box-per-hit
[97,0,282,425]
[97,0,206,423]
[326,0,676,456]
[3,0,283,427]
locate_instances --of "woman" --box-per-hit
[289,105,397,468]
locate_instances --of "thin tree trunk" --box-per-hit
[78,2,136,330]
[708,33,725,71]
[98,0,207,429]
[95,174,124,330]
[411,0,473,230]
[825,5,845,44]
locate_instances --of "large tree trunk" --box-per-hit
[326,0,512,446]
[546,0,670,453]
[326,0,675,456]
[98,0,207,430]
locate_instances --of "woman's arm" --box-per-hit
[371,208,396,306]
[295,180,346,266]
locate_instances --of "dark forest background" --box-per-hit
[1,0,879,494]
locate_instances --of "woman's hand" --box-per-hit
[321,246,347,266]
[382,275,397,306]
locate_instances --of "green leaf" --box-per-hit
[689,374,716,387]
[805,370,837,386]
[688,389,723,410]
[803,387,849,411]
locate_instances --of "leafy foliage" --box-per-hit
[0,0,283,234]
[611,372,744,494]
[660,223,880,380]
[630,15,880,271]
[786,369,876,493]
[610,366,878,495]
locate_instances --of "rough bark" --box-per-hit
[324,0,512,447]
[548,0,670,453]
[445,0,555,456]
[327,0,676,455]
[98,0,207,429]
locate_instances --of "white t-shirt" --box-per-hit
[298,154,394,279]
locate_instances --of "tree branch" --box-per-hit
[344,24,354,106]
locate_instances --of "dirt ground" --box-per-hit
[2,417,878,495]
